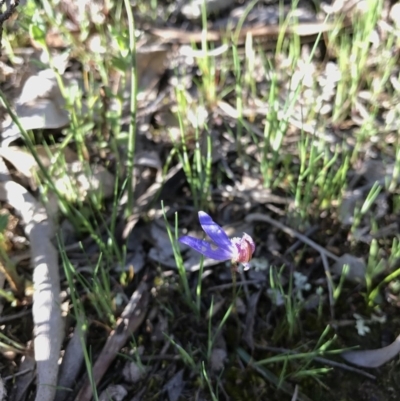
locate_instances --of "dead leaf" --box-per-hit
[165,369,185,401]
[0,147,114,210]
[332,253,366,285]
[56,322,87,401]
[0,147,38,180]
[390,2,400,27]
[123,248,145,275]
[0,60,15,82]
[151,313,169,343]
[122,361,146,384]
[148,222,179,267]
[114,45,168,126]
[227,2,315,27]
[210,347,227,371]
[181,0,232,19]
[135,150,162,170]
[99,385,127,401]
[210,330,227,372]
[359,159,395,185]
[54,161,115,202]
[205,297,225,320]
[60,0,107,28]
[338,189,363,226]
[8,351,35,401]
[341,334,400,368]
[1,69,69,146]
[236,297,247,315]
[0,145,78,188]
[122,162,184,239]
[136,46,168,100]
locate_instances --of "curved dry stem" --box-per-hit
[0,181,63,401]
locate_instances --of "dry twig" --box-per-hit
[75,281,149,401]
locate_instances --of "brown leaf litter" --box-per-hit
[1,0,400,400]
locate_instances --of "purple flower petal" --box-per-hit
[198,211,233,250]
[178,236,232,260]
[242,233,255,253]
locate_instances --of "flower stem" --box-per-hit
[231,263,237,301]
[230,263,241,344]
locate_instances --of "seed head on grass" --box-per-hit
[178,211,255,269]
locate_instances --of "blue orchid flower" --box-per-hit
[178,211,255,268]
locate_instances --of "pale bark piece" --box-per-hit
[0,181,63,401]
[341,334,400,368]
[75,282,149,401]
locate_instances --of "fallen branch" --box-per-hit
[0,181,63,401]
[148,20,351,45]
[75,281,149,401]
